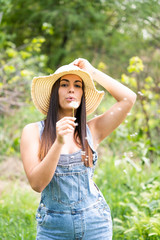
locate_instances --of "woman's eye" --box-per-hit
[60,84,68,87]
[75,84,81,88]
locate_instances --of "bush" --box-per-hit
[94,152,160,240]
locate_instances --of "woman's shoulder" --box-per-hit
[21,122,40,139]
[23,122,39,131]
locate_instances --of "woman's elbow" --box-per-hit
[31,184,43,193]
[131,92,137,105]
[29,179,44,193]
[127,92,137,106]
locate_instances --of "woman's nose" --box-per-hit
[68,85,74,92]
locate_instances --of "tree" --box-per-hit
[1,0,160,72]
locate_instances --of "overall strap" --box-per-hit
[86,124,98,166]
[37,120,44,139]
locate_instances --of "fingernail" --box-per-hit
[75,123,78,126]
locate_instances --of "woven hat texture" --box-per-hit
[31,64,104,115]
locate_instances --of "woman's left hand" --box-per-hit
[71,58,95,74]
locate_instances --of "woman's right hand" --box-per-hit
[56,117,77,144]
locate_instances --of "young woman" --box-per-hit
[20,58,136,240]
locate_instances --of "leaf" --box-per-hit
[20,51,32,59]
[145,76,153,84]
[127,202,138,212]
[113,218,123,224]
[149,200,160,211]
[121,74,129,84]
[20,69,34,77]
[125,157,141,172]
[129,77,137,88]
[124,227,136,234]
[148,233,158,236]
[42,22,54,35]
[6,48,18,58]
[127,56,144,73]
[4,65,16,74]
[13,137,20,147]
[141,157,150,167]
[8,76,20,84]
[98,62,107,71]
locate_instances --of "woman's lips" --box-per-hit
[66,97,75,102]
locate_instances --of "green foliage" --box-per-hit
[0,182,39,239]
[0,1,160,238]
[0,157,159,239]
[0,104,43,160]
[1,0,160,70]
[0,37,47,115]
[127,56,144,73]
[94,153,160,240]
[99,56,160,166]
[0,35,46,158]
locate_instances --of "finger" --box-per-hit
[61,118,77,124]
[57,116,76,124]
[71,58,84,67]
[69,59,79,66]
[57,128,73,140]
[63,120,78,127]
[59,128,73,135]
[56,118,77,127]
[73,59,79,65]
[57,123,75,132]
[56,121,77,130]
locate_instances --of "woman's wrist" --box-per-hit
[52,137,64,151]
[56,135,64,145]
[88,66,97,79]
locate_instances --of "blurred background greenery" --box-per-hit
[0,0,160,239]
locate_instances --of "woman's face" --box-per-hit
[58,74,83,114]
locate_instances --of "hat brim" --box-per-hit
[31,66,104,116]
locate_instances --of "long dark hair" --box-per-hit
[38,78,93,167]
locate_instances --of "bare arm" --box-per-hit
[20,117,76,192]
[72,58,137,148]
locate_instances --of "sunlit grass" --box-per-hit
[94,153,160,240]
[0,181,40,240]
[0,156,159,240]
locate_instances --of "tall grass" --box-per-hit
[94,151,160,240]
[0,155,159,240]
[0,182,40,240]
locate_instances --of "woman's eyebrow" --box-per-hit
[60,79,82,84]
[75,80,82,84]
[60,79,69,82]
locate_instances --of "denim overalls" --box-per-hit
[36,121,112,240]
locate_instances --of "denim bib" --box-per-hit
[36,121,112,240]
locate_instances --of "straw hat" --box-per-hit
[31,64,104,115]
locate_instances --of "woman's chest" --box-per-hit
[60,135,81,154]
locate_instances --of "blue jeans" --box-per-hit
[36,197,112,240]
[36,159,112,240]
